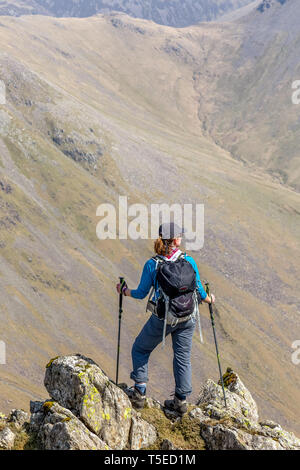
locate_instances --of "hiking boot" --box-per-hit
[125,386,146,409]
[164,396,187,416]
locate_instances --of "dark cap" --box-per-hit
[159,222,184,239]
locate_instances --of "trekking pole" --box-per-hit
[205,282,227,408]
[116,276,126,385]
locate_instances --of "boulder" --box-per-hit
[44,354,132,449]
[31,400,108,450]
[129,411,157,450]
[0,427,15,450]
[197,368,259,424]
[43,354,156,450]
[193,369,300,450]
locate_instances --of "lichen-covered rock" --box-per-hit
[259,419,281,429]
[32,401,108,450]
[8,409,29,430]
[129,411,157,450]
[27,358,300,451]
[200,423,284,450]
[189,407,206,421]
[197,368,259,424]
[0,426,15,450]
[193,369,300,450]
[44,354,134,449]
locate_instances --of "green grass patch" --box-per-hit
[140,407,205,450]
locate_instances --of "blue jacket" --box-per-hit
[131,253,208,301]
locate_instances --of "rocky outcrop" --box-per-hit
[30,354,157,450]
[257,0,287,14]
[8,409,29,430]
[30,401,108,450]
[191,368,300,451]
[196,368,259,423]
[0,409,29,450]
[2,356,299,451]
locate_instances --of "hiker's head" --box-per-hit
[155,223,184,256]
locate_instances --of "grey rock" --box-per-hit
[145,397,163,410]
[29,358,300,451]
[30,401,44,414]
[260,419,281,429]
[197,369,259,424]
[44,354,155,450]
[0,426,15,450]
[34,401,109,450]
[189,407,206,421]
[129,411,157,450]
[193,369,300,450]
[44,354,132,449]
[8,409,29,430]
[161,439,177,450]
[200,423,283,450]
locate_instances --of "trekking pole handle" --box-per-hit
[119,277,125,315]
[119,277,127,292]
[205,282,210,295]
[205,282,212,305]
[205,282,214,319]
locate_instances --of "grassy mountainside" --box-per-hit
[0,12,299,435]
[195,0,300,190]
[0,0,255,26]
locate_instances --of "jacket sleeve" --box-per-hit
[185,255,208,301]
[131,259,155,300]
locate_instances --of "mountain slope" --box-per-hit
[0,0,255,26]
[193,0,300,190]
[0,12,299,435]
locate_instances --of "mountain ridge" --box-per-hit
[0,0,255,26]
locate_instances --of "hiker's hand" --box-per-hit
[116,282,129,296]
[116,283,124,294]
[204,293,215,304]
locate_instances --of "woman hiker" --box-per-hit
[116,222,215,416]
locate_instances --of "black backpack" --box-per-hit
[154,254,197,319]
